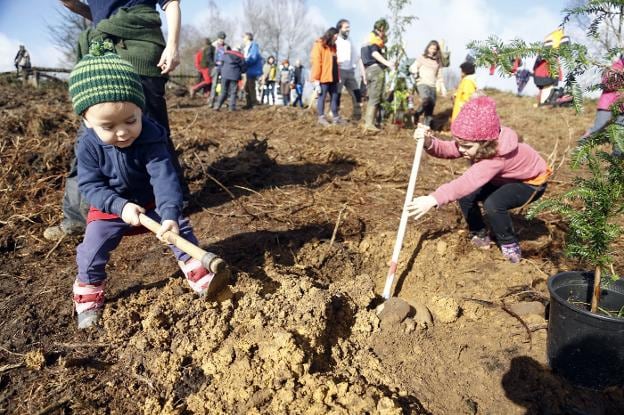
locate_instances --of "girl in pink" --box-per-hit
[407,96,551,263]
[581,55,624,156]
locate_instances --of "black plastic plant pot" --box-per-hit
[547,271,624,389]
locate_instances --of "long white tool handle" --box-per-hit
[382,135,426,299]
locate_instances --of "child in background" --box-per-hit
[261,56,277,104]
[407,96,551,263]
[581,55,624,149]
[451,61,477,122]
[279,59,294,106]
[70,44,229,329]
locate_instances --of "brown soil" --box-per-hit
[1,75,623,414]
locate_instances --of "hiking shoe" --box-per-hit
[44,223,84,241]
[470,231,493,249]
[73,281,105,329]
[318,116,330,127]
[332,116,347,125]
[501,243,522,263]
[178,257,230,298]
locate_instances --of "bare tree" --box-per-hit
[177,25,206,75]
[566,0,624,60]
[46,1,90,64]
[197,0,239,44]
[243,0,322,61]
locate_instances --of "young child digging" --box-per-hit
[70,43,229,329]
[407,96,551,263]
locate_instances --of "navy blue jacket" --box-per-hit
[221,49,247,81]
[77,115,182,222]
[87,0,169,25]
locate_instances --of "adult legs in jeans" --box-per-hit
[208,67,220,104]
[266,81,275,104]
[244,76,257,108]
[415,84,437,127]
[364,65,384,129]
[317,83,339,117]
[293,84,303,107]
[215,79,237,110]
[458,182,546,245]
[281,82,291,105]
[338,68,362,120]
[59,125,90,234]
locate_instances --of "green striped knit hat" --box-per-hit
[69,40,145,115]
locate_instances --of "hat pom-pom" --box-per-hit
[89,39,115,57]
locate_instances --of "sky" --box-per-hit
[0,0,570,95]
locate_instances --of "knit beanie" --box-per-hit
[450,96,500,141]
[69,40,145,115]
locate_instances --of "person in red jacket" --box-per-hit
[310,27,346,126]
[190,37,214,98]
[407,97,551,263]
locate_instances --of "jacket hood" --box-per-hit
[496,126,519,156]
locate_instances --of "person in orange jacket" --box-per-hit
[310,27,346,126]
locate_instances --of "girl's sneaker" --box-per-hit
[470,231,493,249]
[73,281,105,329]
[501,243,522,263]
[178,258,230,298]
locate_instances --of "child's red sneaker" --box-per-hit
[73,281,105,329]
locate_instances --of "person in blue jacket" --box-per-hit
[69,43,229,329]
[214,46,247,111]
[243,32,263,109]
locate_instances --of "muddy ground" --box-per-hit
[1,75,623,414]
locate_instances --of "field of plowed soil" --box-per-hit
[1,75,623,414]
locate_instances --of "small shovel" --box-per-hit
[138,214,229,293]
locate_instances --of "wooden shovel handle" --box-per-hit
[138,214,224,273]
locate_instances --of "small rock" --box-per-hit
[376,297,412,329]
[410,301,434,328]
[508,301,545,317]
[436,240,448,255]
[430,296,461,323]
[403,318,416,334]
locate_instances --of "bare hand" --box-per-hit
[121,203,145,226]
[158,45,180,74]
[156,219,179,241]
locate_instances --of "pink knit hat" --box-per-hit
[450,96,501,141]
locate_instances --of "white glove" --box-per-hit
[413,123,430,140]
[406,195,438,219]
[121,202,145,226]
[156,219,179,242]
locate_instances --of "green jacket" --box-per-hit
[77,5,166,77]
